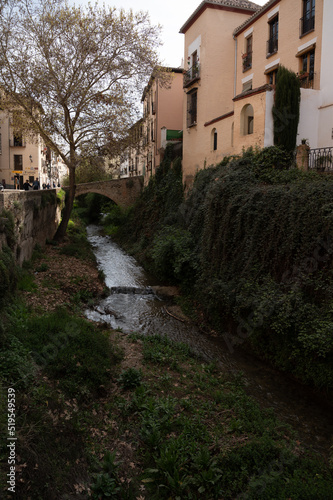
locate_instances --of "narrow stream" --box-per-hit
[85,224,333,461]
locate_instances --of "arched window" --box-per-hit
[240,104,254,135]
[212,128,217,151]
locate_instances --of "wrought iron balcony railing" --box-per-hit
[267,35,278,56]
[242,52,252,72]
[183,63,200,88]
[300,13,315,36]
[298,72,315,89]
[309,147,333,172]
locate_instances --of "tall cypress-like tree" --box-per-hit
[273,66,301,152]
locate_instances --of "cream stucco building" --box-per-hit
[0,112,44,189]
[120,67,184,184]
[180,0,333,187]
[0,111,68,189]
[141,67,184,183]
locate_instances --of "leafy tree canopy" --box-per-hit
[0,0,161,238]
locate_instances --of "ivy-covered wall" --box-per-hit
[0,210,17,307]
[105,145,333,390]
[185,151,333,389]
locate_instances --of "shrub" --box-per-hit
[252,145,293,173]
[0,209,16,249]
[0,246,17,305]
[0,333,36,389]
[10,309,114,399]
[117,367,143,390]
[17,270,38,292]
[151,226,196,284]
[91,451,125,499]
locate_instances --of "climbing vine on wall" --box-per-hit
[184,149,333,388]
[0,210,17,305]
[109,146,333,389]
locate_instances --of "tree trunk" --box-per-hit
[54,165,76,241]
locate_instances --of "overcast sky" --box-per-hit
[103,0,268,68]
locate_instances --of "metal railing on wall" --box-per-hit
[300,13,315,37]
[183,64,200,88]
[309,147,333,172]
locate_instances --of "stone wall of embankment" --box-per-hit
[0,189,61,265]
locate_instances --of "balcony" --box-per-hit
[309,147,333,172]
[298,72,315,89]
[242,52,252,72]
[300,13,315,37]
[267,35,278,56]
[183,63,200,88]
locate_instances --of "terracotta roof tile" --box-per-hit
[234,0,277,35]
[233,83,273,101]
[180,0,260,33]
[211,0,260,8]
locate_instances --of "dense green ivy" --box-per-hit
[108,146,333,389]
[112,144,184,270]
[0,209,16,250]
[0,210,17,307]
[186,151,333,388]
[0,246,17,307]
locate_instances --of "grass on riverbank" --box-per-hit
[1,317,333,499]
[1,212,333,499]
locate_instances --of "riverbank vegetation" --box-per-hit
[100,145,333,394]
[0,210,18,308]
[1,208,333,497]
[1,280,333,498]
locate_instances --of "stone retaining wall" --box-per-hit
[0,189,61,265]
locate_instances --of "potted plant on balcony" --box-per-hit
[298,71,309,80]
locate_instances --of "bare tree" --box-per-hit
[0,0,161,239]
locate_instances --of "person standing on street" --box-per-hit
[23,180,32,191]
[32,177,40,190]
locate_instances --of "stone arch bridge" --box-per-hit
[70,177,144,207]
[0,178,143,264]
